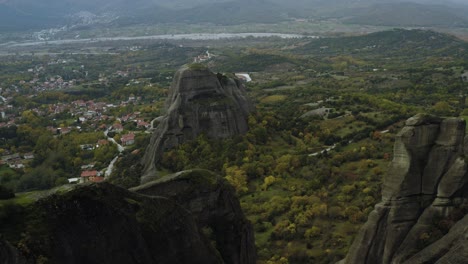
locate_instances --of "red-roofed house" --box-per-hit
[73,100,87,108]
[121,133,135,146]
[112,123,124,133]
[58,127,71,135]
[80,170,98,183]
[89,176,105,183]
[97,139,109,147]
[137,120,150,129]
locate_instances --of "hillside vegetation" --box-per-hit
[0,29,467,263]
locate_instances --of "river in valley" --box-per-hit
[2,33,317,48]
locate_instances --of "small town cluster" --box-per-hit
[0,57,157,186]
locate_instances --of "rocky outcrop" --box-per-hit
[3,183,224,264]
[141,65,253,183]
[1,171,256,264]
[0,235,25,264]
[402,214,468,263]
[131,169,256,264]
[344,114,468,264]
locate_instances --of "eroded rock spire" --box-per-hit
[343,114,468,264]
[141,65,253,183]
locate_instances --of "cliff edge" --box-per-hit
[0,170,256,264]
[344,114,468,264]
[0,183,224,264]
[131,169,256,264]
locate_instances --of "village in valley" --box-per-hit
[0,93,145,184]
[0,45,258,191]
[0,54,159,188]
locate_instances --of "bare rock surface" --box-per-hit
[131,169,256,264]
[1,183,224,264]
[141,65,253,183]
[0,235,26,264]
[344,114,468,264]
[402,214,468,264]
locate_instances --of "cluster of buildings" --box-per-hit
[0,89,17,128]
[193,51,213,63]
[0,152,34,169]
[22,75,76,92]
[41,99,149,133]
[0,94,146,173]
[0,59,153,183]
[0,106,16,128]
[67,169,104,184]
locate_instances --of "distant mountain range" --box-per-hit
[339,2,468,27]
[298,29,468,59]
[1,0,468,32]
[118,0,290,25]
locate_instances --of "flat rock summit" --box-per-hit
[141,65,254,183]
[343,114,468,264]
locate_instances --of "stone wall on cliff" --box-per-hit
[343,114,468,264]
[140,66,253,183]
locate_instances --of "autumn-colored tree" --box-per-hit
[225,165,248,194]
[261,175,276,191]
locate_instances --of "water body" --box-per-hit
[3,33,316,47]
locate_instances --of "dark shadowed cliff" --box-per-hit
[343,114,468,264]
[131,169,256,264]
[0,170,256,264]
[0,235,25,264]
[1,182,224,264]
[141,65,253,183]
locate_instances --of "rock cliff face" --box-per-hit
[1,170,256,264]
[1,183,225,264]
[141,65,253,183]
[344,114,468,264]
[0,235,25,264]
[131,169,256,264]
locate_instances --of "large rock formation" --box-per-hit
[0,171,256,264]
[141,65,253,183]
[0,183,225,264]
[343,114,468,264]
[131,169,256,264]
[0,235,25,264]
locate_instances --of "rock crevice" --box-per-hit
[344,114,468,264]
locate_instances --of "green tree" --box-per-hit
[431,101,451,115]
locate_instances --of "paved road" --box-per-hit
[103,129,125,178]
